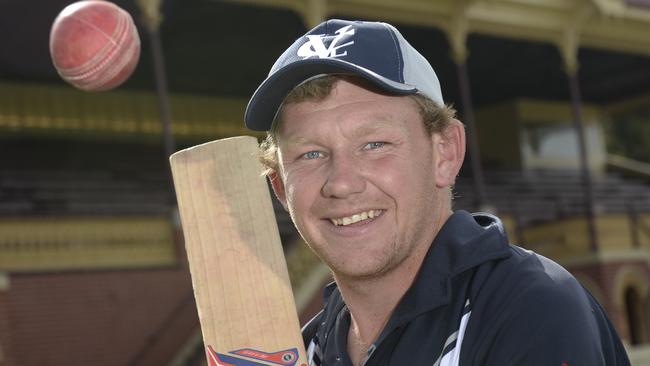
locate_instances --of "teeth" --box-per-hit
[330,210,382,226]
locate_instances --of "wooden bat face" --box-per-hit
[170,136,307,366]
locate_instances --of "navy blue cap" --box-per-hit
[245,19,444,131]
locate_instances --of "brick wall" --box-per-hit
[572,261,650,344]
[0,276,15,366]
[2,267,199,366]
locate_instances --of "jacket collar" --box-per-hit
[426,210,512,276]
[388,210,512,327]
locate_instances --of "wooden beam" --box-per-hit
[223,0,650,56]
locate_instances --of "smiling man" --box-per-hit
[244,19,630,366]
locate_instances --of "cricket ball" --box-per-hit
[49,0,141,91]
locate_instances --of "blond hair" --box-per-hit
[259,75,456,172]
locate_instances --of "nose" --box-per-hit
[321,154,366,198]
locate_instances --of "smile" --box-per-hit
[329,210,383,226]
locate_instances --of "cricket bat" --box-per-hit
[170,136,308,366]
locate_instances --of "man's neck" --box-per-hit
[337,241,428,330]
[334,238,431,365]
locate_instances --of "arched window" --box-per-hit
[625,286,645,345]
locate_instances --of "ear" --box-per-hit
[268,170,289,212]
[433,119,466,188]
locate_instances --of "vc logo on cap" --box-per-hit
[297,25,355,59]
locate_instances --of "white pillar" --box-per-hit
[556,6,600,252]
[446,12,489,211]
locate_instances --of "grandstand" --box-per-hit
[1,0,649,365]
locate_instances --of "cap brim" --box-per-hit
[244,58,418,131]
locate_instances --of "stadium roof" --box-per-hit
[1,0,649,109]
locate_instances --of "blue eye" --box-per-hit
[303,151,321,159]
[365,141,385,150]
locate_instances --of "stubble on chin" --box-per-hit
[309,235,407,284]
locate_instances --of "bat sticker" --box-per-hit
[207,345,306,366]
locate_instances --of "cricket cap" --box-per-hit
[244,19,444,131]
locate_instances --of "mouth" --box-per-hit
[329,210,383,226]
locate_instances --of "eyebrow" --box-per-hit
[281,135,310,148]
[352,119,404,138]
[280,114,408,147]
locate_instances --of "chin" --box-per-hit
[327,257,396,281]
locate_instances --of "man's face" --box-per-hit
[273,79,449,281]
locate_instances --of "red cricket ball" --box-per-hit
[49,0,141,91]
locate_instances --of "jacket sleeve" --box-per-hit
[478,268,630,366]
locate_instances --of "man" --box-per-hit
[244,19,630,366]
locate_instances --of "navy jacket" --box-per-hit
[303,211,630,366]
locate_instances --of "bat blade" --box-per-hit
[170,136,307,366]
